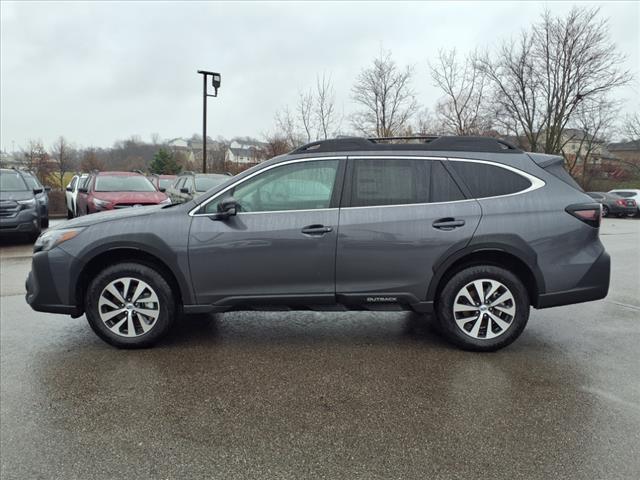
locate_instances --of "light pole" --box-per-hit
[197,70,221,173]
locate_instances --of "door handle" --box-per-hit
[432,218,466,230]
[301,224,333,235]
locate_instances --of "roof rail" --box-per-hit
[369,135,439,142]
[291,135,521,154]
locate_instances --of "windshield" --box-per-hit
[22,174,42,190]
[0,171,28,191]
[195,176,227,192]
[95,175,156,192]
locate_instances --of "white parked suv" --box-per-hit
[65,174,88,219]
[608,189,640,216]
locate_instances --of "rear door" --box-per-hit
[335,156,481,307]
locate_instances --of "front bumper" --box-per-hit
[0,209,40,235]
[25,248,83,317]
[536,250,610,309]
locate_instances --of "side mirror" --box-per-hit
[159,187,166,193]
[180,187,189,194]
[216,197,238,219]
[66,187,72,192]
[45,186,51,192]
[78,188,88,194]
[33,188,43,195]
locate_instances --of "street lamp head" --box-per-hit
[212,73,221,89]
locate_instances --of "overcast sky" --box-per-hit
[1,1,638,151]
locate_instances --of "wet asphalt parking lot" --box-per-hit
[1,218,639,479]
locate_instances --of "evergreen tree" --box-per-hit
[150,148,181,174]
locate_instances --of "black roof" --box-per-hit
[291,136,521,154]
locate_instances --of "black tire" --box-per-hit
[436,265,530,352]
[41,217,49,229]
[602,205,609,217]
[67,209,73,219]
[28,230,41,243]
[85,262,176,349]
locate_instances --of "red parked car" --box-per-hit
[76,171,170,216]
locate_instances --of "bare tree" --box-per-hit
[561,99,618,189]
[51,136,74,190]
[316,73,339,139]
[297,89,316,143]
[21,140,53,184]
[351,49,419,137]
[263,132,292,157]
[430,49,489,135]
[80,148,104,172]
[477,7,631,153]
[275,106,304,148]
[622,112,640,141]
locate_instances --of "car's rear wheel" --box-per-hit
[41,217,49,229]
[85,262,175,348]
[67,208,73,219]
[436,265,530,351]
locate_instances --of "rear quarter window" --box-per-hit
[449,161,531,198]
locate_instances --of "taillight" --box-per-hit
[616,199,626,206]
[566,203,601,228]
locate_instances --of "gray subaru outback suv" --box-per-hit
[26,136,610,350]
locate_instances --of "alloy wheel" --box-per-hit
[98,277,160,337]
[452,279,516,340]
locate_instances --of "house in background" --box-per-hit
[227,139,268,165]
[605,140,640,180]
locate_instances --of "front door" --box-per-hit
[188,158,344,307]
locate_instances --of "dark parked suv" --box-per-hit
[1,168,46,241]
[26,137,610,350]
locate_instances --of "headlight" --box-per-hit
[93,198,111,209]
[34,228,84,253]
[17,198,37,208]
[160,197,172,205]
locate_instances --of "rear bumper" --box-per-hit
[25,249,83,317]
[535,250,610,309]
[607,204,637,215]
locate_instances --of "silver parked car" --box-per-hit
[26,136,610,351]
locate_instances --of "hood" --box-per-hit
[55,204,166,229]
[92,191,168,204]
[0,190,33,202]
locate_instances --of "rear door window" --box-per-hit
[347,159,428,207]
[449,161,531,198]
[431,161,465,202]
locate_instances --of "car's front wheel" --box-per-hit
[436,265,530,351]
[602,205,609,217]
[85,262,176,348]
